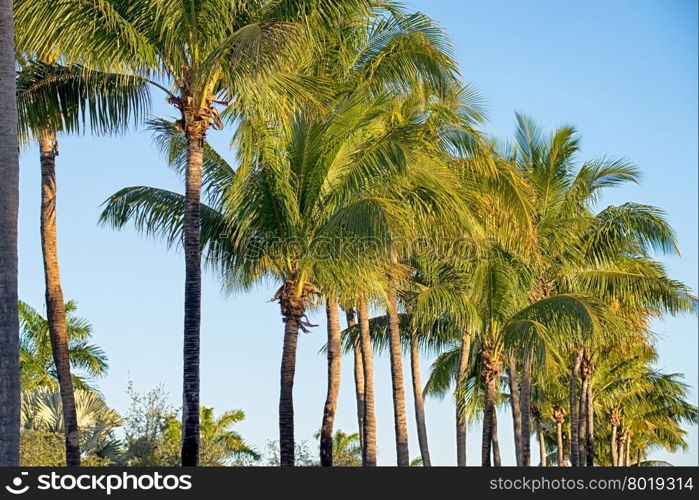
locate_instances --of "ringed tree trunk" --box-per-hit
[39,133,81,466]
[610,408,621,466]
[507,354,523,466]
[569,346,584,466]
[0,0,21,464]
[624,431,631,466]
[409,333,431,466]
[345,308,364,452]
[520,354,532,466]
[320,296,342,466]
[275,277,318,467]
[491,409,501,466]
[583,359,595,466]
[455,330,471,466]
[533,409,546,466]
[578,373,588,467]
[481,344,501,466]
[180,116,206,466]
[553,406,566,466]
[357,294,377,466]
[386,278,409,466]
[616,429,627,467]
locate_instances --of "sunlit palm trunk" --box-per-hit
[610,409,620,466]
[569,346,584,466]
[535,413,546,466]
[0,0,20,464]
[279,312,300,467]
[481,373,497,466]
[39,133,81,466]
[455,330,471,466]
[584,374,594,466]
[520,354,532,466]
[386,279,409,466]
[491,410,501,466]
[345,309,364,452]
[320,297,342,466]
[553,406,566,466]
[181,125,204,466]
[556,420,565,466]
[507,354,523,466]
[578,370,589,467]
[357,295,377,466]
[409,334,431,466]
[481,344,500,467]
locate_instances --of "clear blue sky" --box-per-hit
[17,0,698,465]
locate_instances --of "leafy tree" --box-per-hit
[156,407,259,466]
[119,382,173,466]
[20,387,121,464]
[19,301,108,393]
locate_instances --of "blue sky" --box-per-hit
[17,0,698,465]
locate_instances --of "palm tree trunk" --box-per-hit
[536,417,546,466]
[345,309,364,452]
[569,347,584,466]
[507,354,523,466]
[39,133,81,466]
[624,432,631,466]
[520,354,532,466]
[180,126,204,466]
[0,0,20,464]
[320,296,342,466]
[491,410,501,466]
[481,373,497,466]
[357,295,377,466]
[556,420,565,466]
[279,313,300,466]
[578,375,588,467]
[585,381,594,466]
[455,330,471,466]
[410,334,431,466]
[610,424,618,466]
[386,279,409,466]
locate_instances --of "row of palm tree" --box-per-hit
[0,0,696,467]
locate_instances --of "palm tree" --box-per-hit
[499,113,697,466]
[20,0,381,466]
[320,295,341,466]
[0,0,20,466]
[314,429,362,466]
[157,407,259,466]
[101,87,462,466]
[100,5,470,465]
[19,301,108,393]
[21,387,122,462]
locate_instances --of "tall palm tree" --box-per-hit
[19,301,108,393]
[0,0,20,466]
[501,113,696,466]
[16,61,149,465]
[100,5,468,465]
[319,295,341,466]
[101,86,463,467]
[20,0,382,466]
